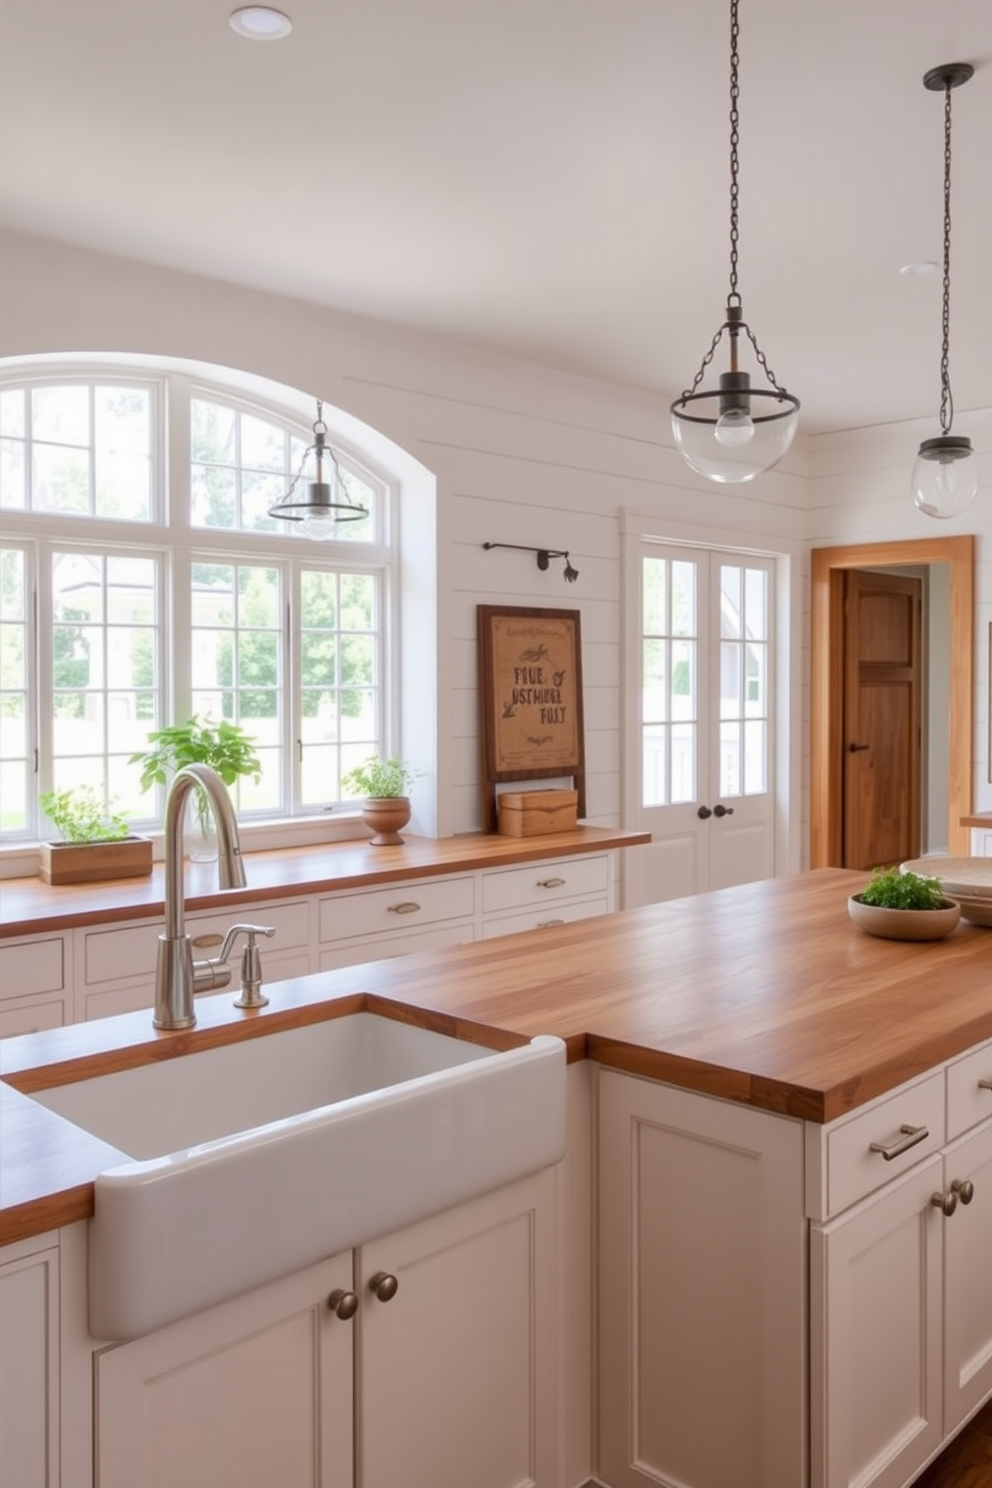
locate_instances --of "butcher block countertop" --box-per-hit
[2,867,990,1246]
[0,826,647,937]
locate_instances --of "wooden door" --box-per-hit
[843,571,922,869]
[358,1169,558,1488]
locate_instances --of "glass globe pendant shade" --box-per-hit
[911,435,979,519]
[269,401,368,537]
[671,372,800,484]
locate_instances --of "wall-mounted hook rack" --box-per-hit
[482,542,579,582]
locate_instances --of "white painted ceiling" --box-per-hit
[1,0,990,435]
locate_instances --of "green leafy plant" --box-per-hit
[131,717,262,832]
[857,866,947,911]
[341,756,418,800]
[40,786,130,844]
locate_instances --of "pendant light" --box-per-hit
[912,63,978,520]
[670,0,799,483]
[268,401,368,539]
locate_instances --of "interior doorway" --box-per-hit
[810,536,974,867]
[842,569,923,869]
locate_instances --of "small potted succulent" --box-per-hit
[38,785,152,885]
[341,756,418,846]
[848,866,961,942]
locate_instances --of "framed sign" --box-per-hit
[477,605,586,830]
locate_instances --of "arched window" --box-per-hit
[0,366,399,843]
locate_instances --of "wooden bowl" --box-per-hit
[847,894,961,942]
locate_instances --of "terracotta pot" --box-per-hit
[362,795,412,846]
[847,894,961,942]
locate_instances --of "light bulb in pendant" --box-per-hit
[715,407,755,448]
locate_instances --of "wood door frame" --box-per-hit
[810,536,975,866]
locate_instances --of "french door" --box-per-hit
[625,542,777,907]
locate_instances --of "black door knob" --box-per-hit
[697,805,712,819]
[713,803,735,817]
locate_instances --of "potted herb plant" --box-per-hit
[848,865,961,942]
[131,716,261,860]
[341,756,418,845]
[38,785,153,885]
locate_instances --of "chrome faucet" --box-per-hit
[153,763,248,1030]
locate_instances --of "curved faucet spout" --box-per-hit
[154,763,248,1030]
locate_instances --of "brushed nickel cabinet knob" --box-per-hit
[368,1271,399,1302]
[328,1288,359,1319]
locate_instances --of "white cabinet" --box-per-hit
[95,1251,353,1488]
[74,897,313,1021]
[317,873,475,971]
[480,853,611,937]
[0,1231,60,1488]
[0,935,70,1038]
[94,1168,558,1488]
[809,1039,992,1488]
[597,1068,807,1488]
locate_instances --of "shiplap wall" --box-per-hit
[2,228,988,856]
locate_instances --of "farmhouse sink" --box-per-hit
[28,1010,567,1341]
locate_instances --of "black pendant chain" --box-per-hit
[939,80,954,437]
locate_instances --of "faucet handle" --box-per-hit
[216,921,276,966]
[227,924,276,1011]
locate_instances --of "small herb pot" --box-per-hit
[847,894,961,942]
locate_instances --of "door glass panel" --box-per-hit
[642,556,699,806]
[720,721,741,796]
[718,563,769,797]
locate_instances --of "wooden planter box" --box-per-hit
[497,789,579,838]
[39,835,154,886]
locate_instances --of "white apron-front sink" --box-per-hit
[28,1009,567,1340]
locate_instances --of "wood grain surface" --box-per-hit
[0,827,648,937]
[2,867,990,1245]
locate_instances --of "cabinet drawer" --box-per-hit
[0,937,65,1000]
[82,900,310,986]
[318,920,475,971]
[807,1070,945,1221]
[317,876,474,943]
[0,992,67,1038]
[947,1039,992,1140]
[481,855,610,916]
[481,896,610,939]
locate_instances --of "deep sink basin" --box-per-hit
[28,1010,566,1341]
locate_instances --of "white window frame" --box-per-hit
[0,364,401,851]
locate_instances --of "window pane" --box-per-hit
[33,385,89,445]
[642,725,667,807]
[299,568,381,807]
[744,720,767,795]
[0,438,25,507]
[95,387,152,520]
[34,443,90,513]
[720,565,742,638]
[671,639,695,721]
[0,547,29,834]
[643,557,666,635]
[671,723,696,803]
[51,549,161,812]
[672,562,696,638]
[191,560,282,813]
[745,567,768,641]
[720,721,741,797]
[720,640,741,719]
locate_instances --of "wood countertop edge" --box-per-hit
[0,827,651,937]
[3,867,991,1247]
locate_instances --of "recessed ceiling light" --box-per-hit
[229,7,292,40]
[899,261,939,276]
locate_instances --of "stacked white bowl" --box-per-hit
[900,857,992,927]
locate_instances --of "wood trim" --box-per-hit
[811,537,974,866]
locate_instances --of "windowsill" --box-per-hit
[0,813,372,882]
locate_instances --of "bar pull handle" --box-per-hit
[869,1123,929,1161]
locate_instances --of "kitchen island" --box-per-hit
[1,867,990,1488]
